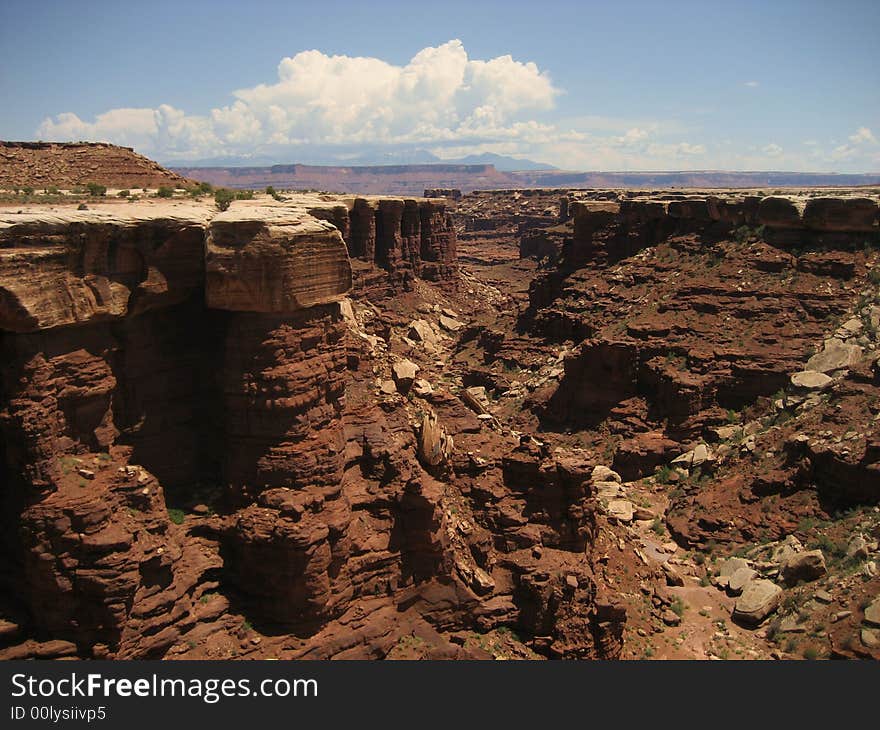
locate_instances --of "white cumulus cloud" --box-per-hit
[37,40,560,160]
[849,126,877,145]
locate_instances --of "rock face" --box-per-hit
[0,202,354,656]
[312,197,457,291]
[206,209,352,312]
[0,208,208,332]
[0,194,625,662]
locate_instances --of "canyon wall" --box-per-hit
[0,195,622,660]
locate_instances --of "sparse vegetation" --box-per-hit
[167,508,185,525]
[156,186,174,198]
[86,182,106,197]
[214,188,235,211]
[655,464,673,484]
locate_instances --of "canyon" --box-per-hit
[1,155,879,661]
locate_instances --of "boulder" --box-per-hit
[407,319,438,348]
[438,314,462,332]
[863,596,880,628]
[595,481,623,500]
[733,579,783,626]
[771,535,804,565]
[862,628,880,648]
[727,567,758,595]
[715,557,750,589]
[411,379,434,398]
[461,386,491,415]
[607,500,634,524]
[416,410,454,468]
[719,557,751,577]
[806,341,863,373]
[813,590,833,604]
[790,370,832,390]
[391,359,419,394]
[379,379,397,395]
[846,535,870,560]
[592,465,622,484]
[662,563,685,587]
[671,443,713,469]
[780,549,827,586]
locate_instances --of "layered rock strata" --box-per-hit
[0,196,619,660]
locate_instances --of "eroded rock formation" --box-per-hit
[0,192,621,661]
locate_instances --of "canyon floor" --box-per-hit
[1,169,879,660]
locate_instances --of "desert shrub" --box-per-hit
[234,189,254,200]
[77,203,88,210]
[655,465,673,484]
[156,186,174,198]
[86,182,107,197]
[214,188,235,211]
[197,181,213,194]
[167,508,185,525]
[117,189,130,198]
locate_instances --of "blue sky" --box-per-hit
[1,0,878,171]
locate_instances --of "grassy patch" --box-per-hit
[167,508,186,525]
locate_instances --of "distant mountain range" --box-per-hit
[164,149,556,172]
[170,161,880,197]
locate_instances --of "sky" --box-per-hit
[1,0,878,171]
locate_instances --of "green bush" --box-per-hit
[167,508,185,525]
[156,186,174,198]
[265,186,276,197]
[214,188,235,212]
[117,189,130,198]
[655,464,673,484]
[198,181,214,194]
[86,182,107,197]
[234,189,254,200]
